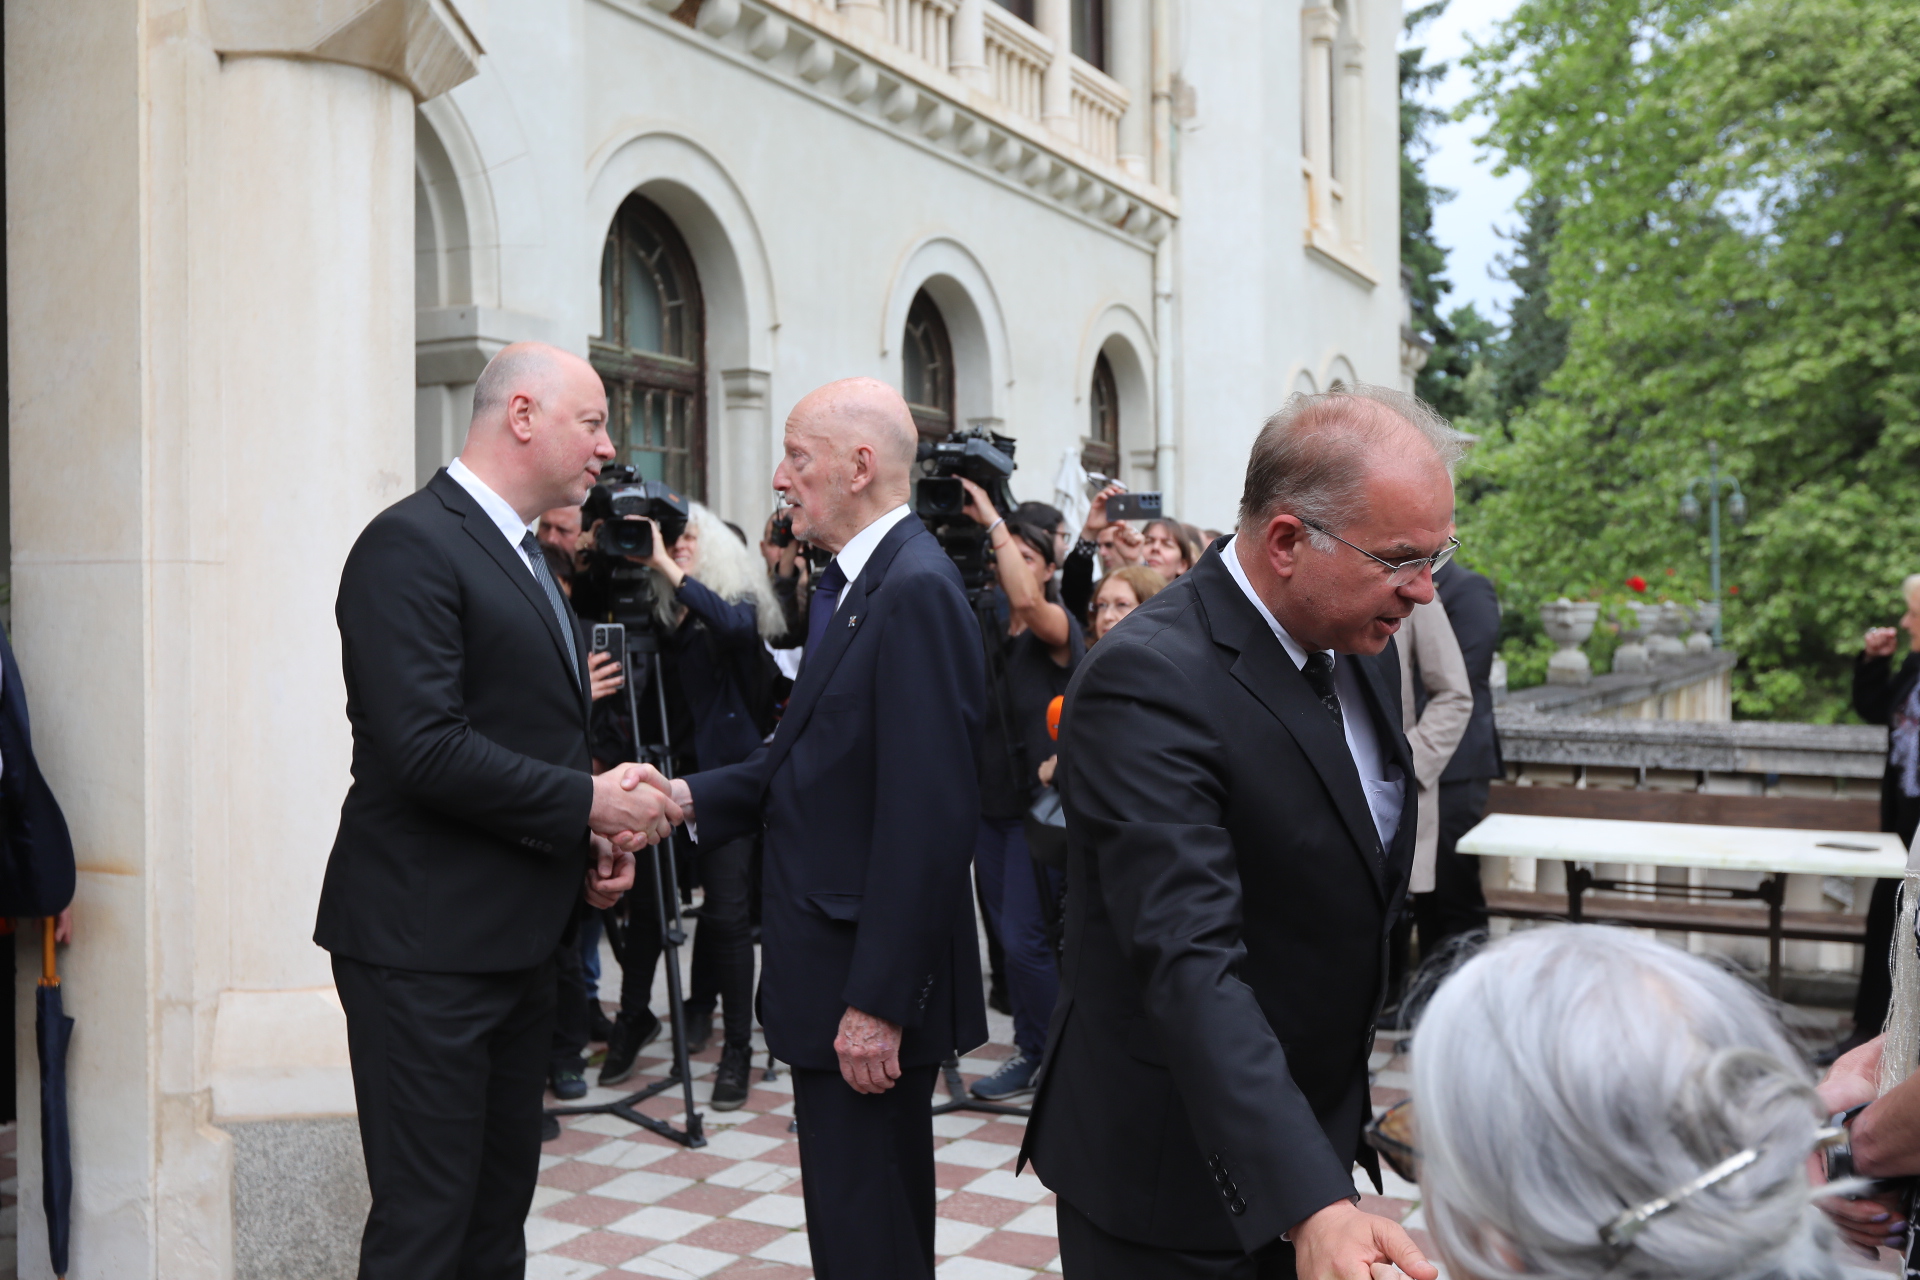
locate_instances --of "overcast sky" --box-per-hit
[1404,0,1529,324]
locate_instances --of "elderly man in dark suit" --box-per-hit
[316,342,683,1280]
[653,378,986,1279]
[1025,387,1464,1279]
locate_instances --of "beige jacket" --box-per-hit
[1397,596,1474,893]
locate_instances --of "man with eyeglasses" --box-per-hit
[1022,386,1464,1280]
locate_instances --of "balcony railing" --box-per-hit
[982,3,1048,122]
[886,0,956,73]
[842,0,1130,167]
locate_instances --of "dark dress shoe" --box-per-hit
[550,1064,588,1101]
[599,1011,663,1087]
[711,1043,752,1111]
[540,1113,562,1142]
[588,1004,616,1044]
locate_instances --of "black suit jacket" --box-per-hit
[1854,650,1920,841]
[315,470,595,973]
[0,626,75,917]
[685,516,988,1071]
[1022,544,1417,1255]
[1434,562,1503,783]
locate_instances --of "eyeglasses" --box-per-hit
[1300,519,1459,587]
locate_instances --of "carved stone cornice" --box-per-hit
[206,0,484,102]
[596,0,1176,248]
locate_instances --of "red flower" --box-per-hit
[1665,567,1677,576]
[1728,584,1740,596]
[1626,576,1648,593]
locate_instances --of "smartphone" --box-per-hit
[590,623,627,673]
[1106,491,1163,522]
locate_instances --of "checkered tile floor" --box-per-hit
[528,929,1431,1280]
[530,929,1895,1279]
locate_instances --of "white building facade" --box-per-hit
[2,0,1402,1273]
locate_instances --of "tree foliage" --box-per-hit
[1458,0,1920,719]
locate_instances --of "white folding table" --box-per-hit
[1456,813,1908,995]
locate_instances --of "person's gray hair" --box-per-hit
[1412,926,1869,1280]
[642,501,786,641]
[1236,384,1470,547]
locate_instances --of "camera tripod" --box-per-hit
[545,626,706,1148]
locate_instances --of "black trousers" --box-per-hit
[552,908,591,1072]
[791,1064,940,1279]
[1057,1197,1295,1278]
[334,954,554,1280]
[685,834,756,1050]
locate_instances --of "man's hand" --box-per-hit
[1865,627,1899,659]
[584,834,636,909]
[834,1006,903,1094]
[622,763,696,830]
[587,650,624,703]
[1291,1201,1437,1280]
[589,764,682,851]
[1819,1034,1884,1117]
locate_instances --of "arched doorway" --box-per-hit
[593,194,707,497]
[902,288,955,439]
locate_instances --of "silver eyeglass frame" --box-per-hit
[1298,518,1460,587]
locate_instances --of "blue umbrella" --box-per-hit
[36,919,71,1278]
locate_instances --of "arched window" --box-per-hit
[1084,352,1120,478]
[592,194,706,497]
[902,289,954,439]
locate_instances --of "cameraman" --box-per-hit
[592,499,784,1109]
[759,509,811,647]
[955,476,1085,1102]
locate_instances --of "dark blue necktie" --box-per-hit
[1301,651,1343,728]
[805,560,848,657]
[520,531,581,688]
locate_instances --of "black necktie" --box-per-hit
[520,531,581,688]
[1301,651,1343,729]
[806,559,848,657]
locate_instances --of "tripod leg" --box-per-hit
[648,649,705,1146]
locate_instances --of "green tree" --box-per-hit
[1459,0,1920,720]
[1484,195,1568,428]
[1401,0,1500,422]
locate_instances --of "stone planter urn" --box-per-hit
[1613,601,1654,673]
[1541,597,1601,685]
[1687,601,1720,653]
[1647,602,1690,661]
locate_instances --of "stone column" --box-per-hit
[1109,0,1150,177]
[6,2,479,1275]
[952,0,990,89]
[1301,6,1340,235]
[1037,0,1075,138]
[1336,30,1366,244]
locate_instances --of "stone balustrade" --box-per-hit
[844,0,1131,165]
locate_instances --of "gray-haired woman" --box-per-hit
[1400,925,1875,1280]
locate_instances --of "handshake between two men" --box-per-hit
[582,763,691,910]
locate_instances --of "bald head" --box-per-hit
[1237,385,1466,538]
[458,342,613,522]
[773,378,921,553]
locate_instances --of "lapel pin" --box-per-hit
[847,615,859,628]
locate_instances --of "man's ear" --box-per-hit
[1263,514,1307,580]
[506,390,538,443]
[846,443,875,494]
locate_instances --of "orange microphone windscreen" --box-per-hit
[1047,695,1064,741]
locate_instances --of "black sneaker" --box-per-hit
[970,1051,1040,1101]
[599,1011,663,1087]
[711,1043,752,1111]
[680,1001,716,1055]
[550,1063,589,1101]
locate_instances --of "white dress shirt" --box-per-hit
[447,457,541,576]
[1222,536,1404,851]
[829,503,914,590]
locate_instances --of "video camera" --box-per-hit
[579,466,692,636]
[914,426,1018,595]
